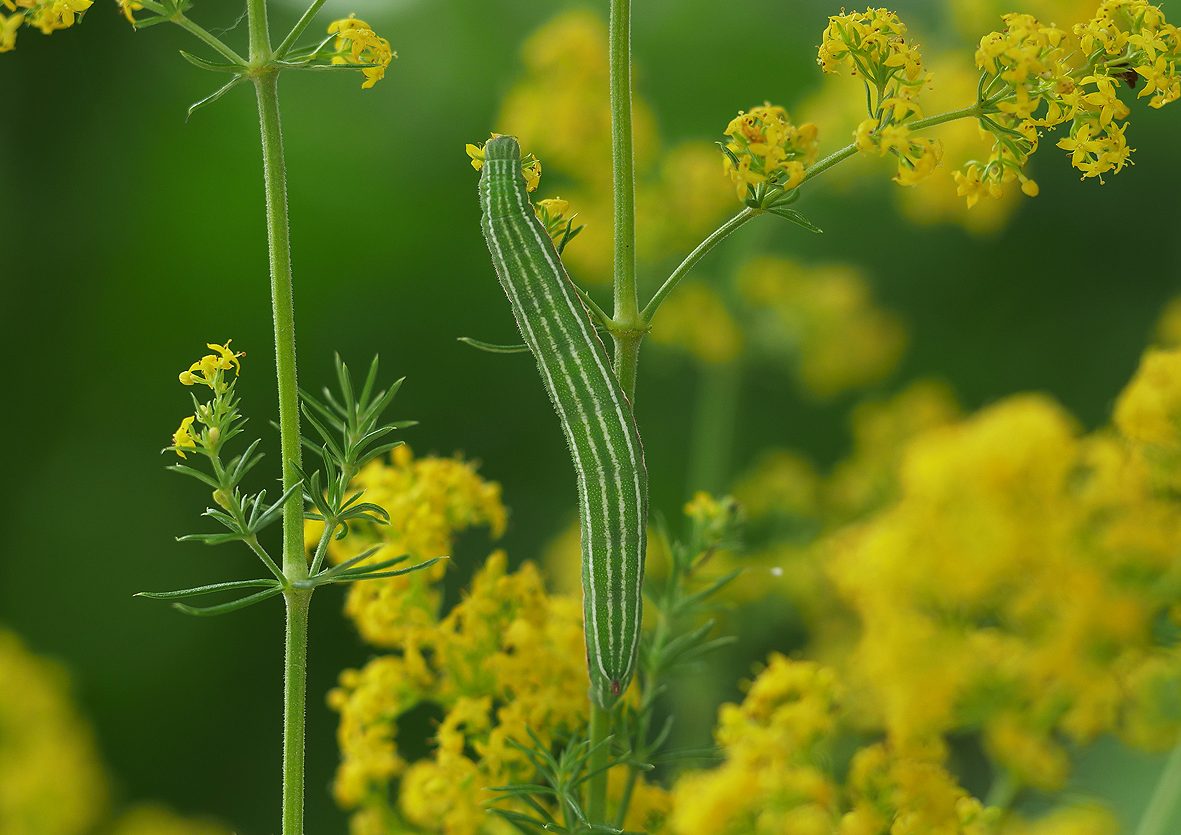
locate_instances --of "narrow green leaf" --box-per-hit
[135,578,280,601]
[359,355,381,408]
[766,206,823,233]
[187,76,243,122]
[179,49,243,72]
[458,336,530,354]
[165,463,220,488]
[171,586,283,616]
[335,353,356,414]
[327,556,446,584]
[176,531,244,545]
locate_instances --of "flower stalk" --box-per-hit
[248,0,310,831]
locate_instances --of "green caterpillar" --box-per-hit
[478,135,648,708]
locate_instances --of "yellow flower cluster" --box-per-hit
[178,340,242,390]
[0,629,107,835]
[670,657,843,834]
[329,551,597,834]
[465,134,543,193]
[310,444,507,649]
[737,257,907,399]
[819,8,943,187]
[720,104,820,202]
[959,0,1179,204]
[831,385,1181,787]
[328,15,396,89]
[0,0,89,51]
[669,656,1008,835]
[169,340,243,460]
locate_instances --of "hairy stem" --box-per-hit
[249,0,310,831]
[608,0,641,401]
[587,703,611,824]
[281,589,312,835]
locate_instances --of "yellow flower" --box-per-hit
[0,11,22,51]
[171,415,197,458]
[327,14,395,89]
[534,196,581,250]
[465,134,543,192]
[721,103,818,201]
[178,340,242,389]
[115,0,141,25]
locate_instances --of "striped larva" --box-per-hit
[477,135,648,707]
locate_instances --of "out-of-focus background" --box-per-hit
[2,0,1179,832]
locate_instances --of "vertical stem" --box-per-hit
[587,703,611,823]
[281,589,312,835]
[248,2,310,834]
[588,0,637,818]
[608,0,642,400]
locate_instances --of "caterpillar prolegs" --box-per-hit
[477,135,648,708]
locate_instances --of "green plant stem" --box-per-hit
[274,0,329,59]
[138,0,248,65]
[1136,741,1181,835]
[587,703,611,824]
[608,0,642,401]
[248,0,310,832]
[282,588,312,835]
[641,207,757,323]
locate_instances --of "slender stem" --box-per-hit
[587,703,611,824]
[246,535,287,584]
[641,208,757,323]
[175,14,248,65]
[281,589,312,835]
[608,0,642,401]
[274,0,329,59]
[248,1,310,832]
[1136,741,1181,835]
[137,0,248,65]
[308,521,335,576]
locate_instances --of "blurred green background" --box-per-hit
[2,0,1179,832]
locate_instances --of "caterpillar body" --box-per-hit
[478,135,648,707]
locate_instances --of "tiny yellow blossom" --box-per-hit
[328,14,395,89]
[171,415,197,458]
[115,0,141,25]
[178,340,243,389]
[534,196,581,251]
[465,134,543,192]
[0,10,22,51]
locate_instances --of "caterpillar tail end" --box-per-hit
[589,671,631,709]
